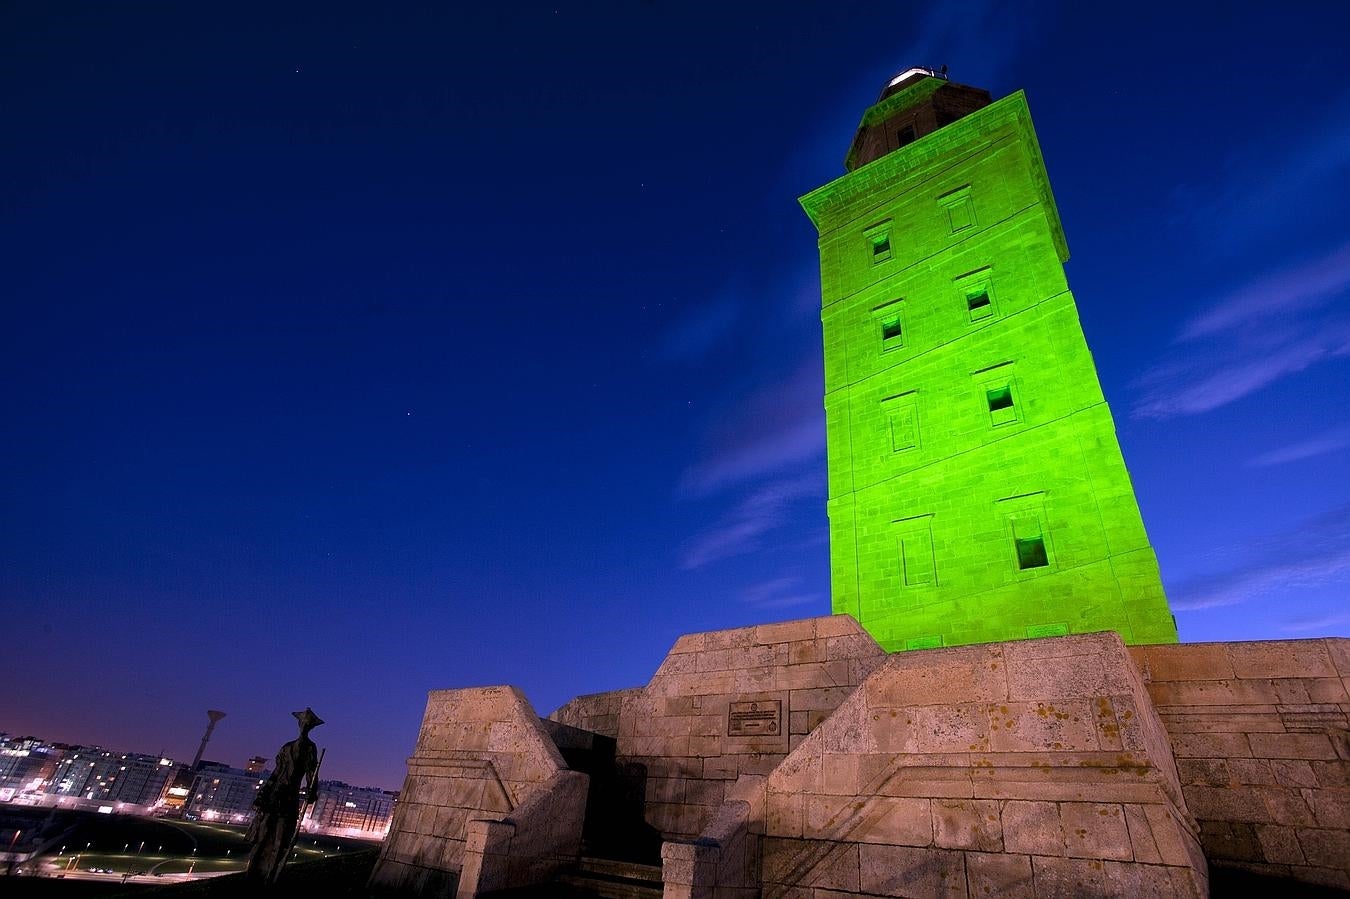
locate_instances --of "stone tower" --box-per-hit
[800,68,1178,652]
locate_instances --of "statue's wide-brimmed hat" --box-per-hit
[293,707,324,729]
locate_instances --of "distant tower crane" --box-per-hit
[191,710,227,771]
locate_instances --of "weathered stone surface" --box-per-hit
[370,686,573,896]
[931,798,1002,851]
[965,851,1034,898]
[592,614,884,839]
[1135,636,1350,889]
[858,844,966,899]
[384,627,1349,897]
[752,633,1204,898]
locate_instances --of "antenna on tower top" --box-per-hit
[191,710,227,772]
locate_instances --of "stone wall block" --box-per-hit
[1101,859,1199,899]
[965,851,1034,898]
[1183,785,1271,823]
[866,644,1009,707]
[987,700,1097,753]
[931,798,1002,851]
[1176,757,1232,786]
[1248,732,1337,760]
[1296,827,1350,868]
[1325,638,1350,675]
[806,794,933,847]
[1122,804,1162,863]
[1229,641,1337,680]
[1001,799,1064,855]
[702,756,738,781]
[820,752,859,795]
[1007,654,1119,701]
[1303,786,1350,828]
[1130,643,1234,682]
[1255,823,1307,864]
[1311,759,1350,787]
[1028,855,1106,899]
[767,791,803,838]
[1059,802,1132,860]
[1169,732,1252,758]
[857,844,966,899]
[762,837,859,892]
[1226,758,1277,785]
[1255,786,1316,826]
[1306,677,1349,704]
[910,703,992,753]
[818,690,876,754]
[754,619,817,646]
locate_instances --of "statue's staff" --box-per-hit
[281,746,325,876]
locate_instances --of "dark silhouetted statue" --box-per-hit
[244,707,324,886]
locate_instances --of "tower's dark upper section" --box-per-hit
[844,68,993,172]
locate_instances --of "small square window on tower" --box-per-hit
[896,123,918,149]
[996,493,1054,575]
[937,185,975,234]
[986,384,1018,426]
[972,360,1020,427]
[954,266,996,323]
[881,315,903,349]
[1012,516,1050,570]
[864,220,893,264]
[873,298,905,353]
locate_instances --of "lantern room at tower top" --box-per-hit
[800,68,1179,652]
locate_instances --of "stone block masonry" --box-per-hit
[367,685,586,897]
[751,631,1207,899]
[373,616,1349,898]
[1132,638,1350,891]
[551,614,887,842]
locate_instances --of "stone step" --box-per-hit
[554,856,664,899]
[575,856,663,884]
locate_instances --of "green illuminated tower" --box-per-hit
[800,68,1178,651]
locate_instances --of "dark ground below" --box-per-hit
[4,852,1348,897]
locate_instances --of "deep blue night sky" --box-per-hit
[4,2,1349,791]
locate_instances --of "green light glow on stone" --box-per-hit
[800,80,1178,651]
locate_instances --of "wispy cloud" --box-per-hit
[1132,241,1350,419]
[738,576,823,611]
[679,472,824,570]
[656,297,740,363]
[1179,241,1350,340]
[1281,611,1350,634]
[679,359,824,495]
[1170,504,1350,611]
[1248,426,1350,468]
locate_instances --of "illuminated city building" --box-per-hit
[47,748,176,806]
[800,68,1178,652]
[184,761,265,823]
[307,781,398,837]
[0,735,65,801]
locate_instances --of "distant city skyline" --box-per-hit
[3,2,1348,791]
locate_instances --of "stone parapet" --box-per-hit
[457,769,589,898]
[1131,637,1350,891]
[754,632,1206,898]
[368,685,574,896]
[549,614,886,843]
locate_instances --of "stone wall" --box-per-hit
[1130,638,1350,890]
[755,632,1206,899]
[550,687,643,740]
[369,685,579,896]
[551,614,886,843]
